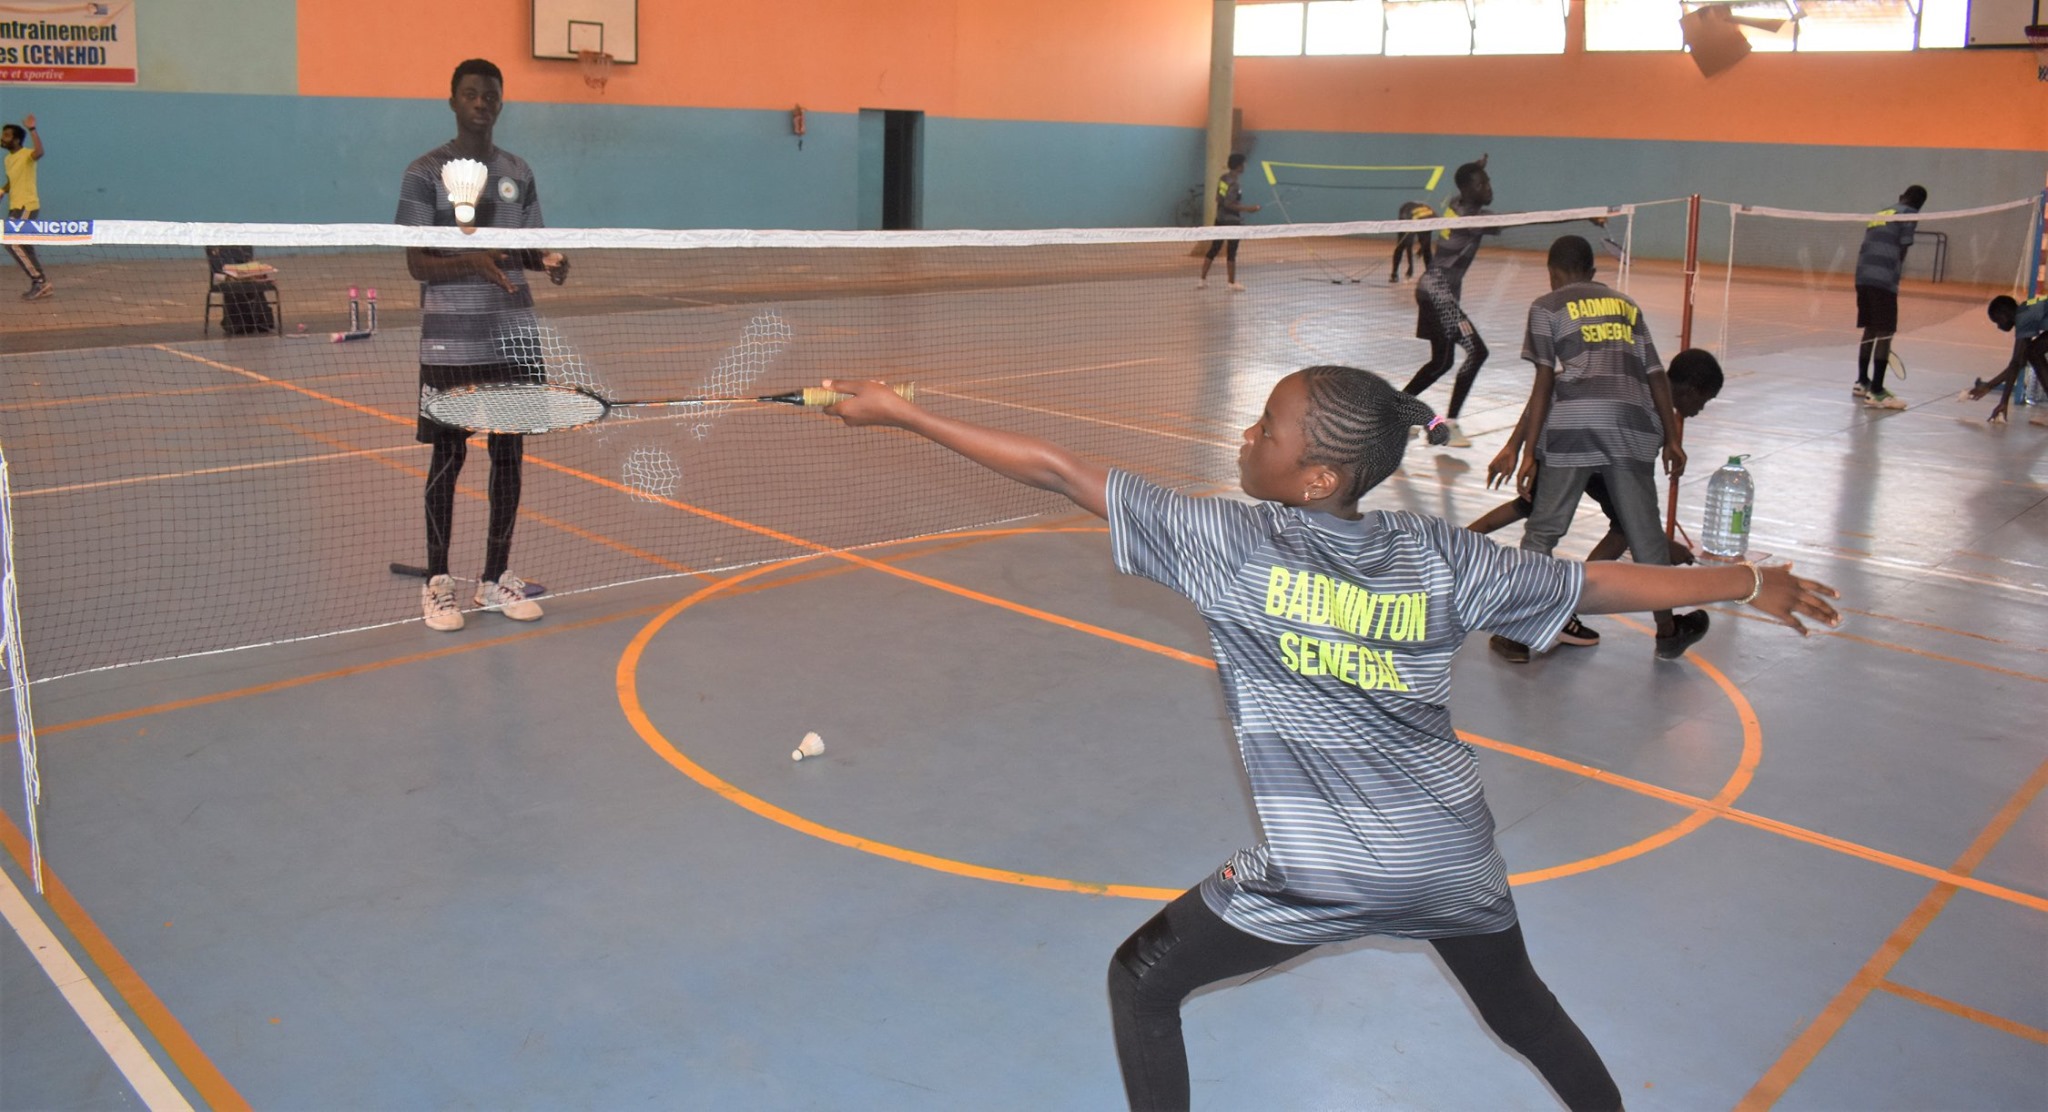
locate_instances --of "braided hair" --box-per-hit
[1297,366,1449,503]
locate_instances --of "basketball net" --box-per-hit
[2029,25,2048,83]
[578,49,613,93]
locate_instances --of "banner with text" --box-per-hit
[0,1,136,85]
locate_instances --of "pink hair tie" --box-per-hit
[1426,416,1447,431]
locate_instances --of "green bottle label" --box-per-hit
[1730,508,1748,536]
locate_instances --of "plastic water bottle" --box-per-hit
[348,286,360,332]
[366,287,378,333]
[1702,455,1754,561]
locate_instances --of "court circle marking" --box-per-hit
[618,527,1763,900]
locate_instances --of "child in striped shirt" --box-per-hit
[825,367,1839,1111]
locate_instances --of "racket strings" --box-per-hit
[425,385,608,434]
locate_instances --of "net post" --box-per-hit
[0,444,43,894]
[1669,193,1702,541]
[1678,193,1702,350]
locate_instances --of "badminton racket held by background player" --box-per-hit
[421,380,916,435]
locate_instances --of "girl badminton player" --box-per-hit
[824,367,1839,1111]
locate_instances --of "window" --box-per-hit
[1235,2,1308,56]
[1383,0,1475,55]
[1472,0,1568,54]
[1588,0,1959,53]
[1585,0,1685,50]
[1796,1,1918,52]
[1306,0,1384,55]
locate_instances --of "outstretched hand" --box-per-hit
[1749,562,1840,635]
[1485,444,1518,491]
[821,378,916,427]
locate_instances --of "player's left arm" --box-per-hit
[1648,369,1684,478]
[24,114,41,160]
[1513,364,1557,497]
[1582,561,1840,634]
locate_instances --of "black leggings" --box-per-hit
[1106,887,1621,1112]
[1404,330,1489,419]
[424,429,524,581]
[1204,237,1239,263]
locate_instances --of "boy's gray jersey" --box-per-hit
[396,142,546,366]
[1107,470,1582,944]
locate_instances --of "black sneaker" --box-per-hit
[1655,610,1711,660]
[1556,616,1600,646]
[1489,635,1531,663]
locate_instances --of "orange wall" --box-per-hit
[1237,47,2046,153]
[297,0,1211,126]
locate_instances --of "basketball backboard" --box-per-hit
[1964,0,2042,46]
[533,0,637,63]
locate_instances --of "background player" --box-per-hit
[1,114,52,300]
[1401,155,1496,447]
[1498,235,1707,662]
[398,58,568,631]
[1851,185,1926,410]
[1389,198,1435,282]
[822,367,1838,1112]
[1962,293,2048,426]
[1474,348,1724,661]
[1197,153,1261,291]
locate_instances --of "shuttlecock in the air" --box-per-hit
[441,158,490,226]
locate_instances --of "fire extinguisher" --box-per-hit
[792,105,805,151]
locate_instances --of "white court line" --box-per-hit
[0,868,194,1111]
[13,444,421,498]
[923,387,1231,448]
[947,357,1166,388]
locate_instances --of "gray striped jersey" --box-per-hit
[1107,470,1582,944]
[1854,204,1917,293]
[395,142,544,366]
[1523,280,1665,468]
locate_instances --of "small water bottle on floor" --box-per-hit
[1702,455,1753,561]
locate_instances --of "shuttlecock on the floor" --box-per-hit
[792,732,825,761]
[441,158,489,226]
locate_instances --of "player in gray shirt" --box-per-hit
[396,58,568,631]
[1852,185,1925,410]
[823,365,1839,1111]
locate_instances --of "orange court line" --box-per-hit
[1834,605,2048,655]
[1736,757,2048,1110]
[0,814,251,1112]
[1876,979,2048,1047]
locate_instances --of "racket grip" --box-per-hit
[798,382,917,407]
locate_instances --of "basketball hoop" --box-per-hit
[2027,25,2048,83]
[577,49,613,93]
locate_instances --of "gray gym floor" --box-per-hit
[2,235,2044,1110]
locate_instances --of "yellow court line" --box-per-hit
[0,814,250,1112]
[1736,757,2048,1110]
[1876,979,2048,1046]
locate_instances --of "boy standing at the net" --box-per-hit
[1850,184,1925,410]
[1,114,52,300]
[1500,235,1708,662]
[398,58,568,631]
[1197,153,1261,292]
[824,365,1837,1112]
[1401,155,1497,448]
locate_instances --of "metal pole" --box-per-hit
[1203,2,1235,227]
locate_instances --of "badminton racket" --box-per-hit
[1886,350,1906,381]
[388,564,547,596]
[421,381,917,436]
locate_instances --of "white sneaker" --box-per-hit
[1864,390,1906,411]
[474,572,543,621]
[1443,420,1472,448]
[1227,281,1247,292]
[1195,278,1208,289]
[422,574,464,632]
